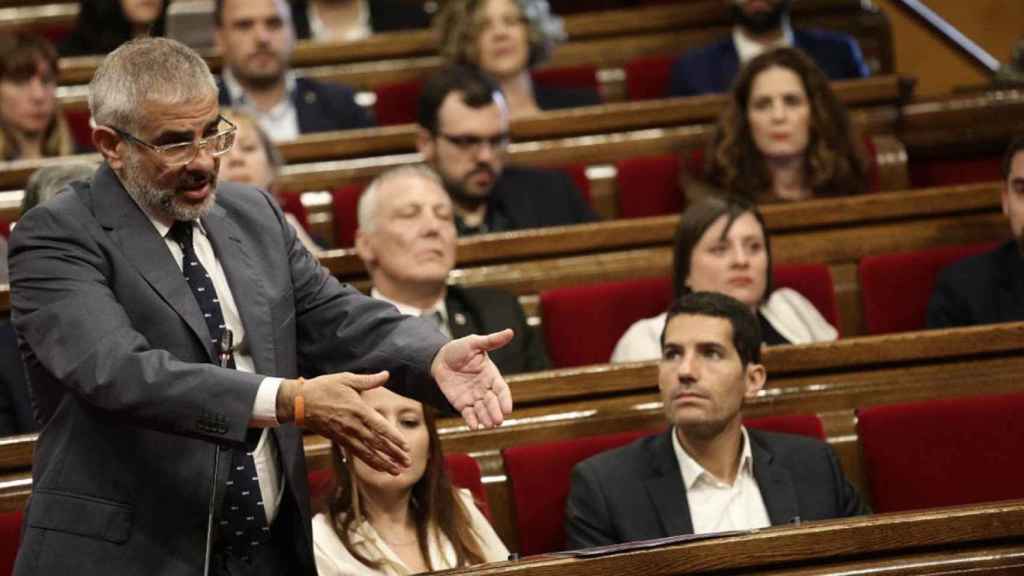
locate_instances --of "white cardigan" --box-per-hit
[313,489,509,576]
[610,287,838,363]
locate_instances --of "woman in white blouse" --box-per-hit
[312,387,508,575]
[611,195,837,362]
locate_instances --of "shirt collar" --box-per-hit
[221,67,298,109]
[370,287,448,322]
[673,426,755,490]
[732,17,795,64]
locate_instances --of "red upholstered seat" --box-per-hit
[909,156,1003,188]
[63,107,96,152]
[531,65,599,93]
[540,276,673,368]
[276,190,311,231]
[614,154,683,219]
[374,79,426,126]
[858,242,997,334]
[560,163,592,206]
[539,262,837,368]
[306,452,491,518]
[1,509,23,576]
[857,393,1024,513]
[623,54,675,101]
[502,414,824,556]
[331,183,367,248]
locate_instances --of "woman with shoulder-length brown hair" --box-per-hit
[434,0,600,117]
[704,46,867,203]
[0,32,74,161]
[312,386,508,575]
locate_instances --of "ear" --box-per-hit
[92,126,127,170]
[354,228,376,270]
[416,127,436,161]
[743,362,766,399]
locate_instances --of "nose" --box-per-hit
[769,99,787,122]
[187,142,218,172]
[27,77,49,101]
[731,244,750,267]
[676,350,699,382]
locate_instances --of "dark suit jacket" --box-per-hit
[9,164,448,575]
[927,240,1024,328]
[290,0,434,38]
[456,166,598,235]
[565,427,868,548]
[217,76,373,135]
[535,85,602,111]
[446,285,549,375]
[668,29,870,97]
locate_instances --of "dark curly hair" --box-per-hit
[706,47,866,201]
[61,0,168,57]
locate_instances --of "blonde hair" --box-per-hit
[0,32,75,160]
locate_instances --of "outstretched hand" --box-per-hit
[278,371,410,475]
[431,329,515,430]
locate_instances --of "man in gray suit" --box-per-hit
[9,38,512,576]
[565,292,866,549]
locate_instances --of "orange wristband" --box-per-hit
[293,377,306,428]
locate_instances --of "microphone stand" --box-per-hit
[204,329,234,576]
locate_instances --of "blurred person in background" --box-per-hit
[61,0,168,56]
[0,33,75,161]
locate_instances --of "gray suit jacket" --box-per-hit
[565,428,868,549]
[8,164,449,575]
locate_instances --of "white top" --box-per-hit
[610,287,838,363]
[312,488,509,575]
[371,288,450,338]
[309,0,373,42]
[672,426,771,534]
[732,18,795,64]
[221,68,301,142]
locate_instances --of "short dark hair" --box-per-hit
[661,291,763,367]
[672,195,773,301]
[417,65,502,134]
[1003,135,1024,179]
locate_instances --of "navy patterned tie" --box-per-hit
[168,221,272,560]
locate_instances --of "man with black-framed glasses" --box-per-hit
[9,38,516,576]
[416,65,597,235]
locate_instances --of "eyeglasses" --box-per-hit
[438,132,510,154]
[109,115,237,167]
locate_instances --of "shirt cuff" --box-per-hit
[251,377,283,427]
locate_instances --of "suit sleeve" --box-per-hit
[9,202,264,446]
[558,171,598,224]
[824,443,871,517]
[323,82,375,130]
[668,54,700,97]
[926,267,972,329]
[565,461,619,549]
[837,34,871,78]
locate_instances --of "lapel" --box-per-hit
[93,165,214,361]
[444,288,475,339]
[201,206,276,375]
[292,79,320,134]
[750,430,801,525]
[642,428,695,536]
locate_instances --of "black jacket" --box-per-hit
[446,285,549,375]
[217,76,373,136]
[927,240,1024,328]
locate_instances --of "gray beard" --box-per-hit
[120,153,217,222]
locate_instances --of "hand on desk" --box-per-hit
[431,329,515,430]
[277,371,410,475]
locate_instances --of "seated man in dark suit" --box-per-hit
[669,0,869,97]
[214,0,372,141]
[565,292,867,548]
[355,164,550,375]
[416,65,597,235]
[928,136,1024,328]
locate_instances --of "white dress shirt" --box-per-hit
[149,214,285,525]
[672,426,771,534]
[221,68,301,142]
[733,18,795,64]
[370,288,451,338]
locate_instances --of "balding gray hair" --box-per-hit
[89,37,218,133]
[357,165,445,233]
[23,162,99,212]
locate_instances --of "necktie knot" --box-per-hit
[169,220,195,247]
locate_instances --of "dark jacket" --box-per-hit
[669,28,870,97]
[535,85,602,111]
[927,240,1024,328]
[456,166,598,235]
[217,76,373,136]
[446,285,549,375]
[566,427,868,548]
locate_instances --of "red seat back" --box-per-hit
[540,276,673,368]
[858,242,997,334]
[374,79,426,126]
[539,262,837,368]
[331,183,367,248]
[909,157,1003,188]
[857,393,1024,513]
[624,54,675,101]
[531,65,599,93]
[559,163,592,206]
[615,154,683,218]
[1,509,23,576]
[276,190,311,231]
[63,107,95,152]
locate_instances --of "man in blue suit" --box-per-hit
[669,0,869,97]
[214,0,373,141]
